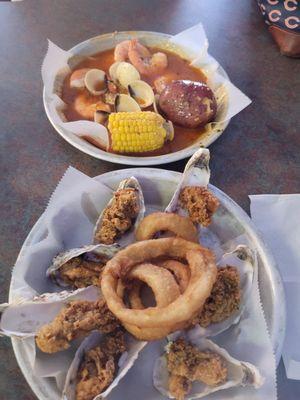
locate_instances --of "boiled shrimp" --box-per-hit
[128,39,168,76]
[114,39,151,62]
[114,40,131,61]
[74,92,111,120]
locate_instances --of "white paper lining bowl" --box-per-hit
[43,31,230,165]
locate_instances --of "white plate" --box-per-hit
[10,168,285,400]
[43,31,230,165]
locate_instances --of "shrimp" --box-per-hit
[74,93,111,120]
[114,39,151,62]
[128,39,168,76]
[114,40,131,61]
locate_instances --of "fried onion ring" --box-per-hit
[128,281,145,310]
[127,263,181,307]
[135,212,198,242]
[101,238,217,339]
[159,259,190,293]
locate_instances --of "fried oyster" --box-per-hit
[36,299,121,353]
[166,338,227,400]
[95,188,140,245]
[192,266,241,328]
[76,330,126,400]
[56,256,105,288]
[179,186,219,227]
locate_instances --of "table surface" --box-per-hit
[0,0,299,398]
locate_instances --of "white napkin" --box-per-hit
[250,194,300,380]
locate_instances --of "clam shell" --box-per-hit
[109,61,121,82]
[128,80,154,108]
[94,110,110,124]
[70,68,91,89]
[193,245,255,337]
[165,148,210,214]
[84,69,107,95]
[63,331,146,400]
[46,243,120,288]
[93,176,145,247]
[153,335,263,399]
[0,286,100,338]
[115,61,140,88]
[114,93,141,112]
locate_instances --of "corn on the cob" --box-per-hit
[108,111,173,153]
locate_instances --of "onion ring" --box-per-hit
[135,212,198,242]
[127,263,181,307]
[128,281,145,310]
[101,238,217,338]
[159,259,190,293]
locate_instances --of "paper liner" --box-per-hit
[42,23,251,151]
[10,166,113,298]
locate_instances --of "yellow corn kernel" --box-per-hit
[108,111,173,153]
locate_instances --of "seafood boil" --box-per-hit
[0,149,265,400]
[62,38,217,156]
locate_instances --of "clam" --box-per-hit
[93,176,145,247]
[69,68,91,89]
[191,245,255,337]
[46,243,120,289]
[128,80,154,108]
[153,335,263,400]
[115,61,140,87]
[114,93,141,112]
[109,61,121,82]
[84,69,107,95]
[94,110,110,124]
[62,331,146,400]
[165,147,211,214]
[0,286,100,338]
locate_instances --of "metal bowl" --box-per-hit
[10,168,285,400]
[43,31,230,165]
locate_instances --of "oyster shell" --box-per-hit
[192,245,255,337]
[93,176,145,247]
[63,330,146,400]
[0,286,100,338]
[46,243,120,289]
[165,147,211,214]
[153,334,263,399]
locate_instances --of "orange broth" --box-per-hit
[61,47,208,156]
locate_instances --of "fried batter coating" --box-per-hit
[76,330,126,400]
[168,374,191,400]
[36,299,121,353]
[95,188,139,245]
[58,257,104,288]
[192,266,241,328]
[179,186,219,227]
[167,338,227,399]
